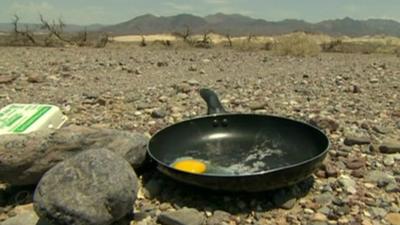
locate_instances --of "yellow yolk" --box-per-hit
[172,159,207,174]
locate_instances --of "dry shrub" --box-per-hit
[272,33,321,56]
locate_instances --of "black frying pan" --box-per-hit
[147,88,329,192]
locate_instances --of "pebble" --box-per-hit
[189,65,197,71]
[343,135,371,146]
[379,141,400,153]
[151,109,167,118]
[0,75,17,84]
[158,208,205,225]
[338,175,357,194]
[385,213,400,225]
[345,158,365,170]
[312,213,328,221]
[27,73,44,83]
[207,210,231,225]
[383,155,395,166]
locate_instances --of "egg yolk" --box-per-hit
[172,159,207,174]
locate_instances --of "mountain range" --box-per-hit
[1,13,400,37]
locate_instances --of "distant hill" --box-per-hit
[1,13,400,37]
[102,13,400,37]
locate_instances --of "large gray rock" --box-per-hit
[0,125,148,185]
[33,148,138,225]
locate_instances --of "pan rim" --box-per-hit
[147,112,330,178]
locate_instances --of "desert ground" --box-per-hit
[0,42,399,225]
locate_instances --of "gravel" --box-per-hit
[0,45,399,225]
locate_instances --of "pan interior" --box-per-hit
[148,114,328,176]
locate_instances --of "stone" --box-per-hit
[187,79,199,86]
[273,190,297,209]
[0,125,148,185]
[33,148,138,225]
[383,155,395,166]
[0,75,17,84]
[312,213,328,221]
[365,170,395,184]
[27,74,44,83]
[379,141,400,154]
[314,192,334,205]
[151,109,167,118]
[207,210,231,225]
[248,101,267,110]
[158,208,205,225]
[310,116,339,132]
[324,164,339,177]
[370,207,387,218]
[344,135,371,146]
[338,176,357,194]
[385,213,400,225]
[345,158,365,169]
[0,211,50,225]
[189,65,197,72]
[157,61,168,67]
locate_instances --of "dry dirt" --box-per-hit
[0,44,399,225]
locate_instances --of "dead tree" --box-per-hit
[225,33,233,47]
[40,14,73,45]
[195,30,213,48]
[173,25,192,44]
[12,14,37,45]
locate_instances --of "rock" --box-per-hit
[310,116,339,132]
[158,208,205,225]
[151,109,167,118]
[314,192,334,205]
[365,171,395,184]
[0,75,17,84]
[351,169,365,178]
[383,155,395,166]
[324,163,339,177]
[273,190,297,209]
[385,213,400,225]
[372,125,390,134]
[34,148,138,225]
[369,78,379,83]
[370,207,387,218]
[27,74,44,83]
[312,213,328,222]
[0,211,48,225]
[0,125,148,185]
[187,79,199,86]
[338,175,357,194]
[207,210,231,225]
[157,61,168,67]
[379,141,400,153]
[345,158,365,169]
[248,101,267,110]
[343,135,371,146]
[189,65,197,72]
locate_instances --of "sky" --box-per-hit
[0,0,399,25]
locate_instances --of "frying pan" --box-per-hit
[147,88,329,192]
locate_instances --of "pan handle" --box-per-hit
[199,88,228,115]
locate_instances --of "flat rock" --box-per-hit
[344,135,371,146]
[338,175,357,194]
[379,141,400,153]
[207,210,231,225]
[0,125,148,185]
[365,170,395,184]
[310,116,339,132]
[33,148,138,225]
[158,208,205,225]
[0,75,17,84]
[385,213,400,225]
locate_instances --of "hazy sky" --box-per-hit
[0,0,399,25]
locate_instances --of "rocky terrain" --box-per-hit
[0,44,399,225]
